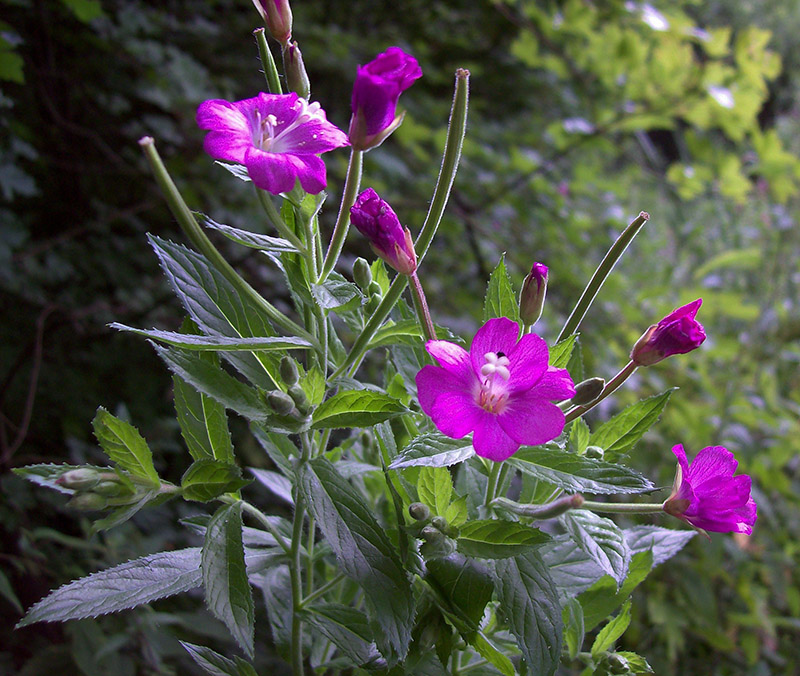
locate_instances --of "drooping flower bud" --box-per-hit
[350,188,417,275]
[630,299,706,366]
[348,47,422,151]
[519,262,548,326]
[283,41,310,100]
[279,356,300,386]
[252,0,292,45]
[570,377,605,406]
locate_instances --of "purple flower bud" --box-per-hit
[350,188,417,275]
[284,41,310,100]
[252,0,292,44]
[348,47,422,151]
[630,298,706,366]
[519,262,548,325]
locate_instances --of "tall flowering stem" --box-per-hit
[331,69,469,379]
[563,360,637,423]
[318,148,363,282]
[557,211,650,343]
[409,272,436,341]
[254,28,282,94]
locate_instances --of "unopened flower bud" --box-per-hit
[367,281,383,298]
[67,492,107,511]
[570,377,605,406]
[431,515,448,531]
[93,480,127,497]
[409,502,431,521]
[350,188,417,275]
[252,0,292,45]
[630,299,706,366]
[57,468,101,491]
[607,653,630,674]
[280,356,300,386]
[353,257,373,290]
[584,445,604,459]
[519,262,548,326]
[287,384,309,412]
[420,525,444,542]
[267,390,295,415]
[283,41,310,100]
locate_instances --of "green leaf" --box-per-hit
[623,525,696,565]
[693,247,762,279]
[456,520,549,559]
[251,424,296,476]
[149,235,280,390]
[494,550,562,676]
[0,569,23,614]
[549,335,577,369]
[299,365,326,406]
[181,642,258,676]
[300,603,379,666]
[589,390,674,460]
[444,495,468,527]
[579,551,653,632]
[17,548,202,627]
[615,651,654,674]
[0,45,24,83]
[591,600,632,658]
[311,390,407,429]
[562,598,585,660]
[90,489,162,533]
[312,272,363,312]
[508,445,654,494]
[569,419,591,454]
[181,460,251,502]
[469,632,515,676]
[425,553,494,630]
[368,320,424,349]
[389,433,475,469]
[92,408,159,486]
[250,468,294,505]
[300,457,414,662]
[155,345,269,423]
[202,503,254,657]
[13,463,108,495]
[174,374,234,463]
[539,534,605,599]
[112,324,312,352]
[483,254,519,322]
[199,214,299,254]
[562,510,630,587]
[258,566,293,658]
[58,0,104,21]
[417,466,452,516]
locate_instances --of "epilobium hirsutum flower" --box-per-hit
[348,47,422,151]
[519,262,548,326]
[630,298,706,366]
[663,444,757,534]
[252,0,292,45]
[415,317,575,462]
[196,93,348,195]
[350,188,417,274]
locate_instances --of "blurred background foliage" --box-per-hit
[1,0,799,674]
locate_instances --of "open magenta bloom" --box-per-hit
[350,188,417,274]
[663,444,757,534]
[348,47,422,150]
[630,298,706,366]
[196,93,349,195]
[415,318,575,462]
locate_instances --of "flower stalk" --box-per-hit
[319,148,363,282]
[563,360,637,423]
[409,271,436,341]
[580,500,665,514]
[254,28,283,94]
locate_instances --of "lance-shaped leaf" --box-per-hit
[483,255,519,322]
[250,468,294,505]
[92,408,159,486]
[368,320,424,349]
[258,565,293,659]
[425,553,494,631]
[300,457,414,662]
[562,510,630,587]
[589,390,674,460]
[199,214,299,254]
[508,445,654,494]
[456,520,549,559]
[494,550,562,676]
[174,372,234,463]
[300,603,379,666]
[312,272,363,312]
[111,325,312,352]
[13,463,109,495]
[202,503,254,657]
[311,390,407,430]
[549,335,577,369]
[623,525,696,565]
[389,433,475,469]
[539,534,605,599]
[181,459,251,502]
[181,642,259,676]
[591,599,632,658]
[17,548,203,627]
[417,466,452,516]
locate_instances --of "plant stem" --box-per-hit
[290,434,313,676]
[228,499,291,554]
[305,516,316,596]
[581,500,665,514]
[301,573,346,607]
[256,189,308,254]
[564,360,637,423]
[484,462,502,509]
[409,272,436,341]
[557,211,650,343]
[254,28,282,94]
[138,138,317,349]
[318,149,363,282]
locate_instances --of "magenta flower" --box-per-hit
[196,93,349,195]
[348,47,422,151]
[519,262,548,326]
[663,444,757,534]
[350,188,417,274]
[415,318,575,462]
[630,298,706,366]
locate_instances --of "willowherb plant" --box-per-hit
[14,4,756,675]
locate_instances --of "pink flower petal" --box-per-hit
[528,366,576,401]
[505,332,549,392]
[469,317,520,375]
[428,390,484,439]
[661,298,702,324]
[426,340,474,384]
[472,412,520,462]
[415,365,469,414]
[496,394,566,446]
[244,148,327,194]
[686,445,737,485]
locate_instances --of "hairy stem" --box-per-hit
[564,360,637,423]
[581,500,665,514]
[254,28,283,94]
[409,272,436,341]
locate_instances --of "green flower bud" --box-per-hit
[607,653,630,674]
[67,493,107,511]
[519,262,548,326]
[279,356,300,386]
[58,468,101,491]
[585,445,605,459]
[570,377,605,406]
[431,515,448,531]
[420,525,444,542]
[367,281,383,298]
[93,480,127,497]
[352,257,373,291]
[409,502,431,521]
[283,41,310,100]
[267,390,296,415]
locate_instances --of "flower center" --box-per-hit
[251,98,324,154]
[477,352,510,413]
